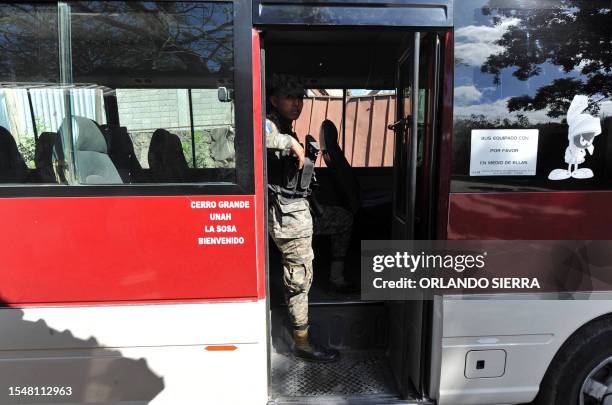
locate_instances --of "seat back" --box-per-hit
[107,126,142,183]
[148,129,189,182]
[0,126,28,183]
[35,132,57,183]
[319,119,361,213]
[57,116,122,184]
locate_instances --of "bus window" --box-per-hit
[0,4,58,184]
[452,2,612,193]
[0,4,58,83]
[115,88,235,174]
[0,1,238,188]
[69,1,235,185]
[294,89,396,168]
[190,88,235,170]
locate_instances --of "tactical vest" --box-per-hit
[267,111,317,200]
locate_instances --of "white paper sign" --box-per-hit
[470,129,539,176]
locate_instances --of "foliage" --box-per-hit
[481,0,611,117]
[17,136,35,168]
[0,2,233,82]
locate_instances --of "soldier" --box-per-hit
[266,74,352,362]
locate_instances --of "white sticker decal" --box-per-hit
[548,94,602,181]
[469,129,539,176]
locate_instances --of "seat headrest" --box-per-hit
[320,119,340,152]
[148,128,170,165]
[35,132,56,167]
[109,126,135,154]
[59,116,108,154]
[0,125,26,169]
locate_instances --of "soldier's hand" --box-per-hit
[290,138,305,169]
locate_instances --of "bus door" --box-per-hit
[389,31,443,399]
[254,1,451,402]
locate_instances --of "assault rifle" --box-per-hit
[302,134,323,217]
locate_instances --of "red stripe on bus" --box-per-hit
[0,195,258,304]
[448,191,612,240]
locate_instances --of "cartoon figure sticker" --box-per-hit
[548,95,602,180]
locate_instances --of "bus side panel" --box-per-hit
[443,191,612,403]
[447,191,612,239]
[0,300,268,405]
[438,296,612,405]
[0,195,259,304]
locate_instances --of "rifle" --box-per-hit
[302,134,323,217]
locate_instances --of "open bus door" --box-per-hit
[389,30,443,399]
[254,1,451,402]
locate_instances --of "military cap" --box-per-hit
[268,73,306,97]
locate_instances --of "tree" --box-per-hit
[0,2,234,83]
[481,0,612,117]
[70,2,234,78]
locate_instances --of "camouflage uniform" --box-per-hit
[266,74,353,330]
[266,113,314,329]
[313,204,353,261]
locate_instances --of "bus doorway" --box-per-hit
[256,2,450,402]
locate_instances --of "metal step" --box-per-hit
[270,397,429,404]
[270,350,414,403]
[271,303,388,353]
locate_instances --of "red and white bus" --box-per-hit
[0,1,611,404]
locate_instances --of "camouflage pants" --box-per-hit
[271,235,314,329]
[313,204,353,259]
[269,197,353,329]
[269,197,314,329]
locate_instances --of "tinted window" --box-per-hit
[0,4,58,83]
[452,1,612,192]
[294,89,396,168]
[0,1,236,187]
[70,2,233,85]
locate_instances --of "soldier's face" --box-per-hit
[270,94,303,121]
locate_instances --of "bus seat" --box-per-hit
[107,126,142,183]
[58,116,123,184]
[319,119,361,214]
[0,126,28,183]
[35,132,57,183]
[148,129,189,182]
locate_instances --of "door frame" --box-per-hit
[254,1,454,400]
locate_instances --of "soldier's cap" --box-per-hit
[268,73,306,97]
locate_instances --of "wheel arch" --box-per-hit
[536,311,612,396]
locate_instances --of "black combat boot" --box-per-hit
[293,328,339,363]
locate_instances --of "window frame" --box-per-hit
[0,0,254,198]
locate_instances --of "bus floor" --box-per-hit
[268,254,416,402]
[270,349,399,403]
[269,300,409,403]
[267,197,414,402]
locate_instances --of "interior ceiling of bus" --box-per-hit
[264,29,413,89]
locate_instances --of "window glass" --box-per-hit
[69,2,234,84]
[294,89,395,168]
[66,1,235,185]
[0,1,236,187]
[115,87,235,183]
[0,4,59,184]
[191,88,235,169]
[452,1,612,192]
[0,4,59,83]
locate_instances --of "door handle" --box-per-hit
[388,117,408,131]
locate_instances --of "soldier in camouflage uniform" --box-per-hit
[313,204,353,289]
[266,74,352,362]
